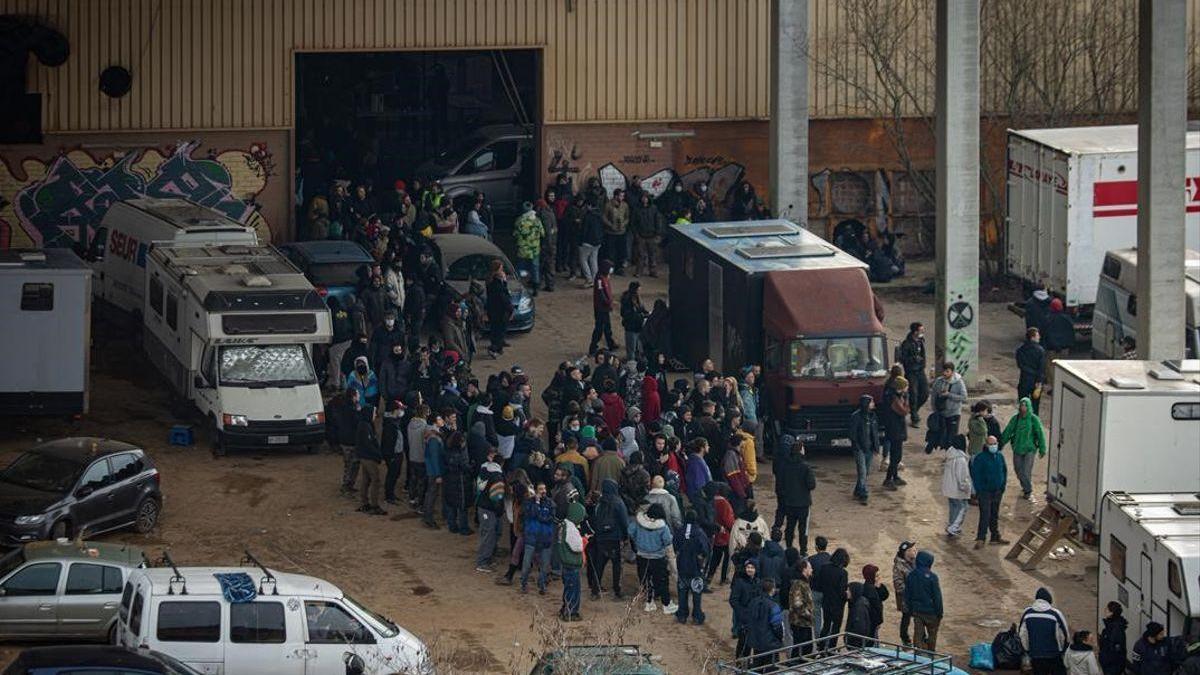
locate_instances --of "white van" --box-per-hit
[1092,248,1200,359]
[85,198,258,318]
[116,565,430,675]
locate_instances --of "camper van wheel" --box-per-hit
[50,519,70,540]
[212,429,228,458]
[134,497,160,533]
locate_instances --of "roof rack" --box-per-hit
[718,633,956,675]
[241,549,278,595]
[162,551,187,596]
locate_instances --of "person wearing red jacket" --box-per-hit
[588,259,618,355]
[707,483,737,585]
[641,374,662,423]
[600,382,626,436]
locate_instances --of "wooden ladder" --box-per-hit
[1005,504,1078,571]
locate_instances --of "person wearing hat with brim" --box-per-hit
[513,201,545,295]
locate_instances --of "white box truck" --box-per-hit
[1047,359,1200,530]
[1006,125,1200,312]
[1092,248,1200,359]
[84,198,258,319]
[141,244,331,456]
[1098,492,1199,649]
[0,249,92,415]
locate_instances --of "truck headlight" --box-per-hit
[306,412,325,425]
[516,295,532,313]
[15,514,46,525]
[222,413,249,427]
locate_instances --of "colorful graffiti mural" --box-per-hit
[0,141,275,249]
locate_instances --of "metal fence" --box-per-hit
[717,633,957,675]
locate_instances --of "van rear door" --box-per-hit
[223,599,299,673]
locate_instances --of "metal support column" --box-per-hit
[769,0,808,225]
[1136,0,1187,360]
[934,0,981,384]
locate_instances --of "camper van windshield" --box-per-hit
[218,344,317,387]
[343,594,400,638]
[790,336,887,379]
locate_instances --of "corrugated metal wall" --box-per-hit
[3,0,772,132]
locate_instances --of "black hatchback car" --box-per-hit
[0,438,162,545]
[3,646,200,674]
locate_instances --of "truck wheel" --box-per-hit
[134,497,160,533]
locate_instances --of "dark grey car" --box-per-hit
[0,438,163,545]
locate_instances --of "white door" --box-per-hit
[1139,553,1154,627]
[302,600,378,675]
[223,600,298,674]
[1052,384,1086,509]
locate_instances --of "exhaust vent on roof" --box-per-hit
[1148,367,1184,381]
[221,245,253,255]
[735,244,835,260]
[242,275,272,288]
[1107,376,1145,390]
[1173,501,1200,517]
[220,264,251,276]
[1161,359,1200,374]
[702,223,798,238]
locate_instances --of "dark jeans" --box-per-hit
[676,579,704,623]
[407,462,426,506]
[885,436,903,482]
[444,503,468,533]
[913,613,941,651]
[899,611,913,645]
[780,506,810,554]
[561,567,581,616]
[820,604,845,650]
[589,309,616,353]
[587,539,623,596]
[422,477,442,524]
[605,232,628,270]
[976,490,1003,541]
[1032,657,1067,675]
[791,625,814,659]
[940,414,961,449]
[706,544,730,583]
[488,318,508,352]
[383,456,403,501]
[906,369,929,421]
[636,556,670,605]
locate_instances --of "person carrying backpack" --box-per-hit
[557,502,586,622]
[587,478,628,600]
[673,508,711,625]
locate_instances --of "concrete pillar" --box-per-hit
[769,0,808,225]
[933,0,980,385]
[1136,0,1187,360]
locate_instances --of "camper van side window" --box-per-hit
[157,601,221,642]
[1168,560,1182,597]
[166,293,179,330]
[149,276,164,316]
[231,601,287,643]
[20,283,53,311]
[1110,536,1127,581]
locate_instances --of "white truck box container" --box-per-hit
[0,249,92,415]
[1047,360,1200,530]
[1006,125,1200,309]
[1097,492,1199,648]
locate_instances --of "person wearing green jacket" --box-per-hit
[1000,397,1046,501]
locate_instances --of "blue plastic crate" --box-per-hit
[169,424,193,446]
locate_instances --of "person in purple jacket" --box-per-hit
[684,438,713,503]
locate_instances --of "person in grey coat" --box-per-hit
[930,362,968,449]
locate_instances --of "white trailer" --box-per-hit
[0,249,91,415]
[1006,125,1200,310]
[1047,360,1200,530]
[1092,248,1200,359]
[142,244,331,455]
[1098,492,1200,651]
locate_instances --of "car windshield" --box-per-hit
[0,452,84,494]
[446,253,514,282]
[218,344,317,387]
[434,135,486,163]
[307,261,367,287]
[790,336,888,379]
[343,594,399,638]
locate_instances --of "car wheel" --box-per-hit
[134,497,160,533]
[50,519,70,540]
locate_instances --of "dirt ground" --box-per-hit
[0,260,1098,673]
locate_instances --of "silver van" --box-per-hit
[415,124,534,213]
[0,540,145,642]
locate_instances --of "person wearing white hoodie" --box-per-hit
[1064,631,1104,675]
[940,435,972,537]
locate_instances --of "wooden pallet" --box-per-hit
[1005,504,1079,570]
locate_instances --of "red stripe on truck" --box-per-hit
[1092,177,1200,217]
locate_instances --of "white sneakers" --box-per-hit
[643,601,657,613]
[663,602,679,615]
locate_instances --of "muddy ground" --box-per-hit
[0,260,1096,672]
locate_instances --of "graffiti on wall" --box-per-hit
[943,276,979,378]
[809,168,935,252]
[0,141,275,249]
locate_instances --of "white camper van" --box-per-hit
[86,198,258,318]
[1047,360,1200,530]
[141,244,331,455]
[0,249,92,415]
[116,561,430,675]
[1092,248,1200,359]
[1098,492,1199,652]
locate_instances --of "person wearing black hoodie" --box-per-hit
[354,408,387,516]
[730,559,760,659]
[484,263,511,358]
[673,508,711,625]
[587,478,629,600]
[814,547,851,649]
[848,394,881,504]
[1098,601,1128,675]
[774,436,817,553]
[1131,623,1172,675]
[380,400,405,505]
[845,582,875,647]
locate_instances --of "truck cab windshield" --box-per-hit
[218,344,317,388]
[790,336,887,379]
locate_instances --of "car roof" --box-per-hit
[279,240,374,264]
[20,540,146,566]
[433,233,511,263]
[29,437,142,463]
[9,645,176,670]
[131,567,343,600]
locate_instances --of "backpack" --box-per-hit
[593,498,617,536]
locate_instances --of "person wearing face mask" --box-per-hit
[378,341,412,406]
[346,356,379,411]
[969,434,1010,549]
[657,180,688,223]
[370,310,405,371]
[340,332,372,387]
[898,322,929,427]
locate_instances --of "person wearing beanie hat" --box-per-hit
[878,369,909,490]
[860,564,889,641]
[590,436,626,492]
[1020,586,1071,674]
[628,501,676,614]
[557,501,587,621]
[514,200,545,294]
[1131,622,1171,675]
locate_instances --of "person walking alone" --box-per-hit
[1015,327,1047,415]
[588,260,618,355]
[898,323,929,427]
[848,395,881,505]
[1001,397,1046,501]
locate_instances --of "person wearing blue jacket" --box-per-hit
[905,550,943,651]
[520,483,556,594]
[970,434,1010,549]
[673,508,712,625]
[628,503,676,613]
[1019,587,1070,675]
[420,420,446,529]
